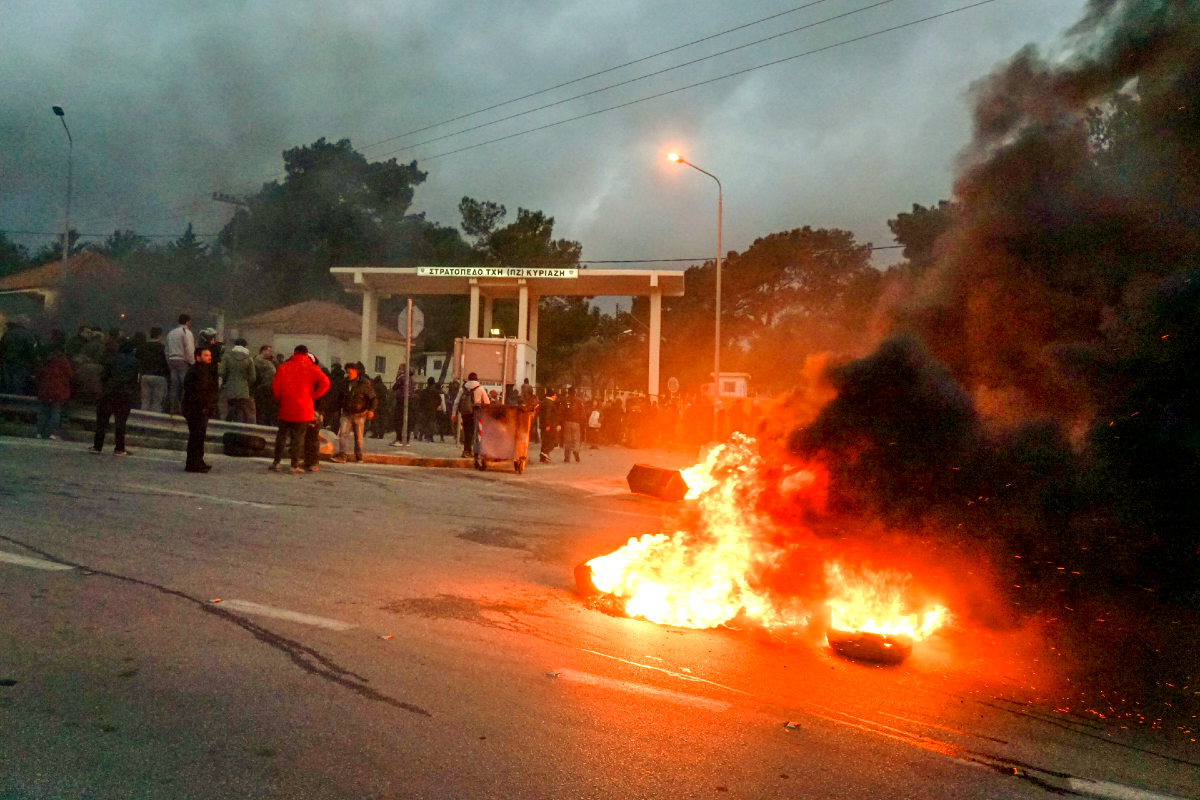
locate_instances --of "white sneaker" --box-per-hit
[47,434,60,441]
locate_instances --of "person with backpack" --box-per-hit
[331,362,377,463]
[451,372,489,458]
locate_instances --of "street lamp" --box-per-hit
[52,106,72,273]
[667,153,722,428]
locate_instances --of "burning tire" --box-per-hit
[826,629,913,665]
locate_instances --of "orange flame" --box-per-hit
[587,434,951,640]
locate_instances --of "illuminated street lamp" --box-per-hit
[667,153,722,422]
[52,106,72,274]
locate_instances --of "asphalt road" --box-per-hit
[1,437,1196,800]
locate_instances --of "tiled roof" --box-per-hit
[230,300,407,343]
[0,249,116,292]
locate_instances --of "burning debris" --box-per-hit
[578,434,951,662]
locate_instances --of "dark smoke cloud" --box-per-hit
[887,0,1200,428]
[794,0,1200,600]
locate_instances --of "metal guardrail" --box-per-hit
[0,393,331,451]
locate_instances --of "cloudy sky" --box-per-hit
[3,0,1086,271]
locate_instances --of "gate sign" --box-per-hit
[417,266,578,279]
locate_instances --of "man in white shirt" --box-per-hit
[164,313,195,414]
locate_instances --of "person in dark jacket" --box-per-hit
[1,315,41,395]
[182,347,219,472]
[331,362,377,463]
[35,332,72,440]
[560,387,583,463]
[136,327,170,412]
[369,374,389,438]
[538,388,559,463]
[90,341,140,455]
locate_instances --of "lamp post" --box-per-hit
[667,152,722,434]
[52,106,72,273]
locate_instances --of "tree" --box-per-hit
[0,232,27,278]
[458,197,507,245]
[486,208,581,269]
[32,229,84,265]
[219,138,428,304]
[887,201,955,274]
[99,229,150,259]
[655,226,881,393]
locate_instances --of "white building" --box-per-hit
[227,300,413,379]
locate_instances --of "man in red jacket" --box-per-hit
[269,345,330,474]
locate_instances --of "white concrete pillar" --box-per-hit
[469,281,480,339]
[483,296,494,337]
[518,281,529,342]
[529,296,539,349]
[649,279,662,400]
[360,288,378,371]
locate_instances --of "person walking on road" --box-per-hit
[90,341,140,456]
[136,327,170,412]
[269,345,330,474]
[219,338,257,424]
[35,333,72,440]
[538,388,559,463]
[452,372,489,458]
[561,387,583,463]
[164,314,194,414]
[331,362,376,463]
[181,347,219,472]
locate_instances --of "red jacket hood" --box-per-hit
[272,353,331,422]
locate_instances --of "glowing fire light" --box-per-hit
[587,435,951,641]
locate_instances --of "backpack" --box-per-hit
[457,385,476,416]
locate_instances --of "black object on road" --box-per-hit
[222,431,267,457]
[826,629,913,665]
[626,463,689,501]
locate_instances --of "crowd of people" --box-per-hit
[2,311,759,471]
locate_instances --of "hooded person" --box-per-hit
[452,372,490,458]
[269,345,331,474]
[331,362,377,463]
[218,338,257,424]
[90,340,140,456]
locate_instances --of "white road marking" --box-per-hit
[1066,778,1189,800]
[0,551,75,571]
[216,600,355,631]
[123,484,277,509]
[580,648,750,695]
[551,669,730,712]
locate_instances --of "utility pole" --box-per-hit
[52,107,72,272]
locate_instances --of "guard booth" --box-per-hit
[330,266,685,398]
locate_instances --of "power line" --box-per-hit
[355,0,846,153]
[417,0,1000,163]
[581,247,903,264]
[370,0,903,161]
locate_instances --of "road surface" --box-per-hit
[1,437,1196,799]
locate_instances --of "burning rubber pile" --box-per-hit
[578,434,950,664]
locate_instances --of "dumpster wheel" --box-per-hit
[514,457,525,475]
[474,456,486,471]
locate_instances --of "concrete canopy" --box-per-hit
[331,266,686,400]
[329,267,684,298]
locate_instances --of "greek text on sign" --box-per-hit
[417,266,579,279]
